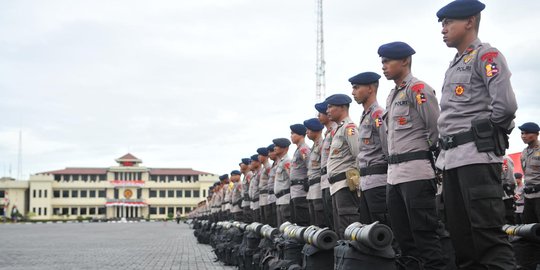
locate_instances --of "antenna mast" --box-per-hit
[315,0,326,101]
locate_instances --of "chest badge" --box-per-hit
[398,117,407,125]
[455,85,464,96]
[463,50,476,64]
[363,138,370,145]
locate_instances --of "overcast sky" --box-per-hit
[1,0,539,179]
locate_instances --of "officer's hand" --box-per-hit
[346,169,360,191]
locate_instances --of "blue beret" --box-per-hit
[273,138,291,148]
[230,170,241,176]
[378,41,416,59]
[257,147,269,156]
[214,181,221,186]
[315,101,328,115]
[219,174,229,180]
[290,124,307,136]
[241,158,251,165]
[303,118,324,132]
[349,72,381,85]
[514,172,523,179]
[267,144,275,152]
[325,94,352,105]
[518,122,540,133]
[437,0,485,22]
[250,154,259,162]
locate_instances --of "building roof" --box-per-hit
[38,168,108,175]
[117,153,139,160]
[148,168,212,175]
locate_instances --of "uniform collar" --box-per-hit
[454,38,482,62]
[362,101,379,118]
[396,73,413,90]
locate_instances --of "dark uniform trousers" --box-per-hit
[276,204,291,227]
[331,187,361,239]
[387,179,445,270]
[233,212,243,222]
[291,197,310,226]
[260,205,267,224]
[322,188,334,230]
[266,203,277,227]
[358,186,390,226]
[443,164,515,270]
[503,198,516,224]
[523,197,540,223]
[252,208,261,223]
[308,199,327,227]
[243,206,252,223]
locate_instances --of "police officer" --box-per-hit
[273,138,292,226]
[436,1,517,268]
[249,154,262,222]
[222,174,232,220]
[519,122,540,223]
[304,118,327,227]
[316,101,337,230]
[325,94,361,238]
[289,124,311,226]
[379,41,444,269]
[514,172,525,224]
[230,170,244,221]
[216,175,226,220]
[240,158,253,223]
[257,147,271,224]
[266,144,278,227]
[501,155,516,224]
[349,71,390,225]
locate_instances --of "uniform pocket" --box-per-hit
[393,105,412,130]
[448,73,472,103]
[469,185,505,228]
[409,197,438,231]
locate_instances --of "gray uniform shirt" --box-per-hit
[321,122,338,190]
[385,73,439,184]
[327,116,360,195]
[267,162,277,204]
[231,181,243,213]
[501,156,515,200]
[521,140,540,199]
[290,142,310,199]
[224,182,232,211]
[436,38,517,170]
[241,172,253,207]
[357,102,389,191]
[274,155,292,205]
[307,136,323,200]
[249,168,261,210]
[259,160,270,206]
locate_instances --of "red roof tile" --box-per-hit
[148,168,212,175]
[38,168,108,175]
[117,153,139,160]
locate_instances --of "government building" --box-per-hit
[0,154,216,221]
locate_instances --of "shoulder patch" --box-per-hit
[345,123,357,129]
[284,162,291,171]
[371,109,384,128]
[411,83,425,93]
[481,51,498,63]
[346,126,356,136]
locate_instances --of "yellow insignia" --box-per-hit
[399,92,406,99]
[455,85,464,96]
[463,50,476,64]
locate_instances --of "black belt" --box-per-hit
[359,165,388,176]
[269,190,275,195]
[515,203,524,206]
[321,166,327,175]
[243,195,250,202]
[439,130,475,150]
[221,202,227,205]
[387,151,431,164]
[329,172,347,184]
[276,189,290,198]
[523,184,540,194]
[291,178,308,186]
[259,190,268,194]
[232,200,241,206]
[309,177,321,186]
[251,197,259,202]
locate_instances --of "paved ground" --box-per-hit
[0,221,235,270]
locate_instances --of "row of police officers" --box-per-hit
[189,1,540,269]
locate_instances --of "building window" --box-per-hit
[90,190,96,198]
[98,207,106,215]
[80,208,87,215]
[39,190,42,198]
[44,208,47,216]
[90,175,96,181]
[168,190,174,198]
[114,172,119,180]
[62,190,69,198]
[168,207,174,214]
[137,189,141,199]
[185,190,191,198]
[99,190,106,198]
[177,207,183,214]
[178,175,184,182]
[71,208,78,215]
[53,208,60,215]
[82,175,88,182]
[193,175,199,182]
[193,190,200,198]
[0,190,4,198]
[159,207,165,215]
[114,189,119,199]
[53,190,60,198]
[54,175,61,181]
[176,190,183,198]
[72,190,78,198]
[33,190,36,198]
[73,174,80,181]
[150,175,157,181]
[203,189,206,198]
[89,207,96,215]
[149,207,157,215]
[159,175,166,182]
[149,190,156,198]
[62,208,69,215]
[99,174,107,181]
[38,208,42,215]
[44,190,48,198]
[159,190,165,198]
[80,190,88,198]
[33,207,36,214]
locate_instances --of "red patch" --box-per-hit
[300,147,309,155]
[411,83,425,93]
[372,109,384,128]
[284,162,291,170]
[398,117,407,125]
[481,51,498,63]
[345,123,357,129]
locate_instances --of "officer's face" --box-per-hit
[306,129,318,141]
[258,155,267,163]
[326,104,342,122]
[381,58,405,81]
[441,18,468,48]
[351,84,370,104]
[318,112,330,125]
[521,132,538,145]
[268,150,277,161]
[290,132,303,144]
